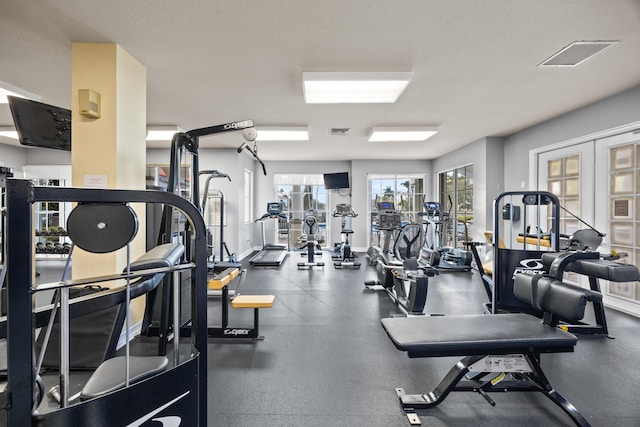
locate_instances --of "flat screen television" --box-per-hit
[8,96,71,151]
[323,172,350,189]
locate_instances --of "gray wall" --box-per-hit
[431,137,504,241]
[147,146,258,260]
[256,160,352,251]
[504,84,640,191]
[254,159,433,251]
[0,144,27,176]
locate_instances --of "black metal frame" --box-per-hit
[491,191,561,315]
[3,179,208,426]
[544,251,611,336]
[395,351,590,427]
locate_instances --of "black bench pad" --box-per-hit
[542,253,640,282]
[80,355,169,400]
[381,314,577,358]
[129,242,184,271]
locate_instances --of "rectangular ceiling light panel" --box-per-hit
[146,125,184,141]
[256,127,309,141]
[368,127,438,142]
[539,41,618,67]
[303,72,411,103]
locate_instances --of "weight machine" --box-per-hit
[200,169,238,269]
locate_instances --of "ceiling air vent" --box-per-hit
[538,40,618,67]
[329,128,350,136]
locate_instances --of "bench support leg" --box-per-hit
[395,354,591,427]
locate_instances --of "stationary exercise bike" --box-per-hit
[420,201,472,272]
[331,204,361,269]
[297,211,325,269]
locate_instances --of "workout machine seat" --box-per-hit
[208,268,240,290]
[80,356,168,400]
[205,268,275,340]
[381,273,595,426]
[541,252,640,283]
[539,251,640,337]
[79,243,184,402]
[382,313,576,358]
[231,294,275,309]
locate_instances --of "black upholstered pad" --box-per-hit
[80,355,169,400]
[129,242,184,271]
[541,253,640,282]
[381,314,577,357]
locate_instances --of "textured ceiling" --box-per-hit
[0,0,639,160]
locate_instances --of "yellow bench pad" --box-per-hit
[231,295,275,309]
[208,268,240,290]
[516,236,552,247]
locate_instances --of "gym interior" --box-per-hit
[1,2,640,426]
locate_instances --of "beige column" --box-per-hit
[70,43,147,315]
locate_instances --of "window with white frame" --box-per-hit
[274,174,328,247]
[368,174,425,247]
[438,165,473,248]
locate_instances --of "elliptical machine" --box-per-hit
[420,200,472,272]
[365,202,436,315]
[331,204,361,269]
[297,211,325,269]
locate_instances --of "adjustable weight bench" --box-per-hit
[381,273,595,426]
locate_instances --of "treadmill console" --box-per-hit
[376,201,395,210]
[266,202,284,215]
[424,201,441,216]
[376,201,401,230]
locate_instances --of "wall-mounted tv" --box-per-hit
[8,95,71,151]
[323,172,350,189]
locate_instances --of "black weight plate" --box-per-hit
[67,203,138,253]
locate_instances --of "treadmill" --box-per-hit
[249,202,289,267]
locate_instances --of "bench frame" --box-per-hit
[395,351,588,426]
[184,268,274,340]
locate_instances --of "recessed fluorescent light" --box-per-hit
[303,72,411,103]
[0,80,40,103]
[0,126,18,139]
[538,40,618,67]
[146,125,183,141]
[256,127,309,141]
[368,127,438,142]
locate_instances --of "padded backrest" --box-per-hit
[542,252,640,282]
[129,242,185,272]
[394,224,424,261]
[303,215,319,235]
[513,274,602,322]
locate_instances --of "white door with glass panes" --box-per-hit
[595,131,640,315]
[537,142,595,242]
[537,142,595,285]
